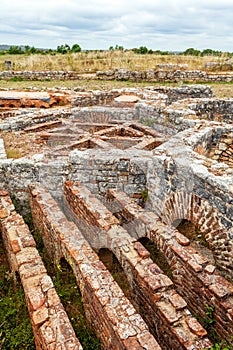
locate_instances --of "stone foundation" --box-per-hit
[1,68,233,83]
[0,84,232,348]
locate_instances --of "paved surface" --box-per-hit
[0,91,50,101]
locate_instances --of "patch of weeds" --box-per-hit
[0,241,35,349]
[141,189,149,202]
[195,305,232,347]
[209,341,232,350]
[139,118,155,127]
[6,148,22,159]
[9,77,24,82]
[138,237,173,280]
[28,220,101,350]
[51,260,101,350]
[140,188,149,208]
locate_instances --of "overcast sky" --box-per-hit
[1,0,233,51]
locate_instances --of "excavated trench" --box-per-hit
[0,85,232,349]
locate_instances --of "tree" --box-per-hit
[71,43,81,52]
[115,45,124,51]
[132,46,153,54]
[57,44,71,54]
[8,46,24,54]
[183,48,201,56]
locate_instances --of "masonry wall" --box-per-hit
[29,184,159,350]
[147,152,233,279]
[63,181,213,350]
[0,107,71,132]
[0,190,82,350]
[105,189,233,343]
[97,68,233,83]
[68,149,149,198]
[147,129,233,232]
[1,69,233,83]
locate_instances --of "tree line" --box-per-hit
[0,43,81,55]
[0,44,232,57]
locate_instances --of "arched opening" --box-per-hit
[173,219,215,265]
[138,237,173,280]
[98,248,134,305]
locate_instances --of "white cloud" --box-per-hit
[0,0,233,51]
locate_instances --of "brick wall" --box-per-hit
[105,189,233,343]
[0,190,82,350]
[63,181,212,349]
[29,184,159,350]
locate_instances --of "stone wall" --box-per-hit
[68,149,150,198]
[0,190,83,350]
[0,108,72,131]
[1,68,233,83]
[0,70,82,80]
[97,68,233,83]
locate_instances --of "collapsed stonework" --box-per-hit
[0,84,232,349]
[1,68,233,83]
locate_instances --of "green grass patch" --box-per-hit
[27,214,101,350]
[51,259,101,350]
[6,149,22,159]
[0,240,35,350]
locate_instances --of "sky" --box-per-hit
[1,0,233,51]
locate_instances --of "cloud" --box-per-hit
[0,0,233,50]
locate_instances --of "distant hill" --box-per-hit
[0,45,11,50]
[0,44,26,51]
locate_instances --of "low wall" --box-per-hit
[0,70,82,80]
[1,69,233,83]
[29,184,159,350]
[97,68,233,83]
[68,149,149,197]
[105,189,233,343]
[0,190,82,350]
[63,181,212,350]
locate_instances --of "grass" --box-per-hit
[0,238,35,350]
[138,237,173,280]
[23,214,101,350]
[6,149,22,159]
[0,78,232,98]
[0,51,232,73]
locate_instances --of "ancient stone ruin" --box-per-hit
[0,84,232,349]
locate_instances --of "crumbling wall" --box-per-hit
[0,190,83,350]
[97,68,233,83]
[1,68,233,83]
[29,184,159,350]
[68,149,149,198]
[104,189,233,343]
[63,180,212,350]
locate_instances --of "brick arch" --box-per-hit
[160,191,233,275]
